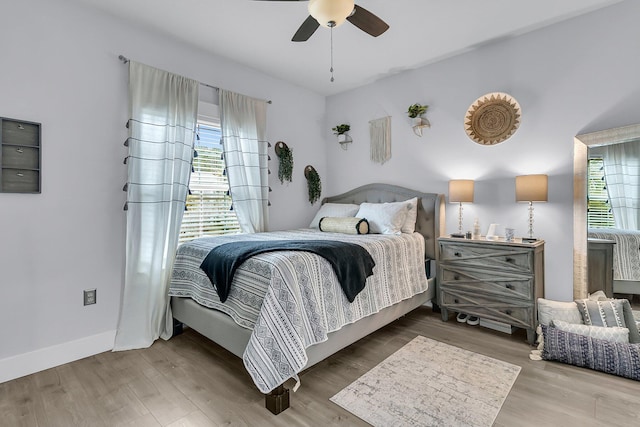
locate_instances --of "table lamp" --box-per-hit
[515,174,548,242]
[449,179,474,237]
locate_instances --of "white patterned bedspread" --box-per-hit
[169,229,428,393]
[589,228,640,281]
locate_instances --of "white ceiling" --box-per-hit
[71,0,622,96]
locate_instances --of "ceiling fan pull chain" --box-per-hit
[330,24,334,82]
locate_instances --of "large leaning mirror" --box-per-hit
[574,123,640,299]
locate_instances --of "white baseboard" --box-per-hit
[0,330,116,384]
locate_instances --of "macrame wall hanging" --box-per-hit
[369,116,391,164]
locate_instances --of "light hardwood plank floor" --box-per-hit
[2,307,640,426]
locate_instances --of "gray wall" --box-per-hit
[0,0,326,381]
[323,0,640,302]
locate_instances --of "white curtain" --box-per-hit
[114,62,199,350]
[597,140,640,229]
[219,90,269,233]
[370,116,391,164]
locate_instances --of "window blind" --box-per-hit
[179,121,240,243]
[587,157,616,228]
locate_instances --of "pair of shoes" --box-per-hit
[456,313,469,323]
[466,316,480,326]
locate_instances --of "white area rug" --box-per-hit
[330,336,521,427]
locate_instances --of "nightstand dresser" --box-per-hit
[437,236,545,344]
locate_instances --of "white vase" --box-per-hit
[338,133,348,143]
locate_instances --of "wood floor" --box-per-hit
[2,307,640,426]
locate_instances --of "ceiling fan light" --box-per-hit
[308,0,355,28]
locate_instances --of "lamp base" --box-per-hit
[522,237,538,243]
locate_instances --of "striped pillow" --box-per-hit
[575,299,626,328]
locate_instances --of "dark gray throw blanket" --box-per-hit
[200,240,376,303]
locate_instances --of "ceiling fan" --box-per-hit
[258,0,389,42]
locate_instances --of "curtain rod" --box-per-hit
[118,55,272,104]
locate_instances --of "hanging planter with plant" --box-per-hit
[332,123,352,142]
[304,165,322,205]
[407,103,431,135]
[274,141,293,184]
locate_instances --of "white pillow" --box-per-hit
[309,203,359,229]
[356,202,408,235]
[537,298,584,326]
[551,319,629,343]
[402,197,418,234]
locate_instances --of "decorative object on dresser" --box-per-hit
[464,92,521,146]
[437,236,545,344]
[448,179,474,238]
[0,117,41,193]
[515,174,548,242]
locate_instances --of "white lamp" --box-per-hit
[449,179,475,237]
[308,0,355,28]
[516,174,548,241]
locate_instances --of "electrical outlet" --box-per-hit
[84,289,96,306]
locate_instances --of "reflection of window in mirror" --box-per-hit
[587,157,615,228]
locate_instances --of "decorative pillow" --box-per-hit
[537,298,583,326]
[541,324,640,381]
[319,217,369,235]
[575,299,626,328]
[401,197,419,234]
[584,295,640,344]
[309,203,359,229]
[551,319,629,343]
[356,202,408,235]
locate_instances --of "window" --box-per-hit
[587,157,615,228]
[179,109,240,243]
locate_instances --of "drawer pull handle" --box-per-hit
[17,172,24,177]
[18,124,25,130]
[454,299,459,304]
[454,252,462,257]
[454,275,460,280]
[16,148,24,154]
[506,257,515,263]
[505,309,513,315]
[505,284,514,290]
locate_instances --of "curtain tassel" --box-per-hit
[226,190,230,196]
[188,188,192,195]
[221,153,224,160]
[196,133,200,141]
[223,168,226,176]
[122,183,128,192]
[124,138,129,147]
[193,150,198,158]
[123,157,128,164]
[268,201,271,207]
[268,142,272,148]
[230,204,234,211]
[123,202,128,211]
[269,187,272,192]
[192,165,195,173]
[125,120,130,129]
[268,155,271,161]
[268,169,271,175]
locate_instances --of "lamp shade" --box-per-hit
[515,174,548,202]
[308,0,355,28]
[449,179,474,203]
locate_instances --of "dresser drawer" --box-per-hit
[1,169,39,193]
[2,145,39,169]
[439,266,534,301]
[440,242,533,274]
[440,289,534,329]
[1,119,40,146]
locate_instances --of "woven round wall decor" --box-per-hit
[464,92,521,145]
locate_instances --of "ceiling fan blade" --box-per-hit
[292,15,320,42]
[346,4,389,37]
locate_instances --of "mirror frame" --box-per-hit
[573,123,640,299]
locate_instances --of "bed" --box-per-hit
[588,228,640,294]
[169,183,445,413]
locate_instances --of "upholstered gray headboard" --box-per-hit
[322,183,445,261]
